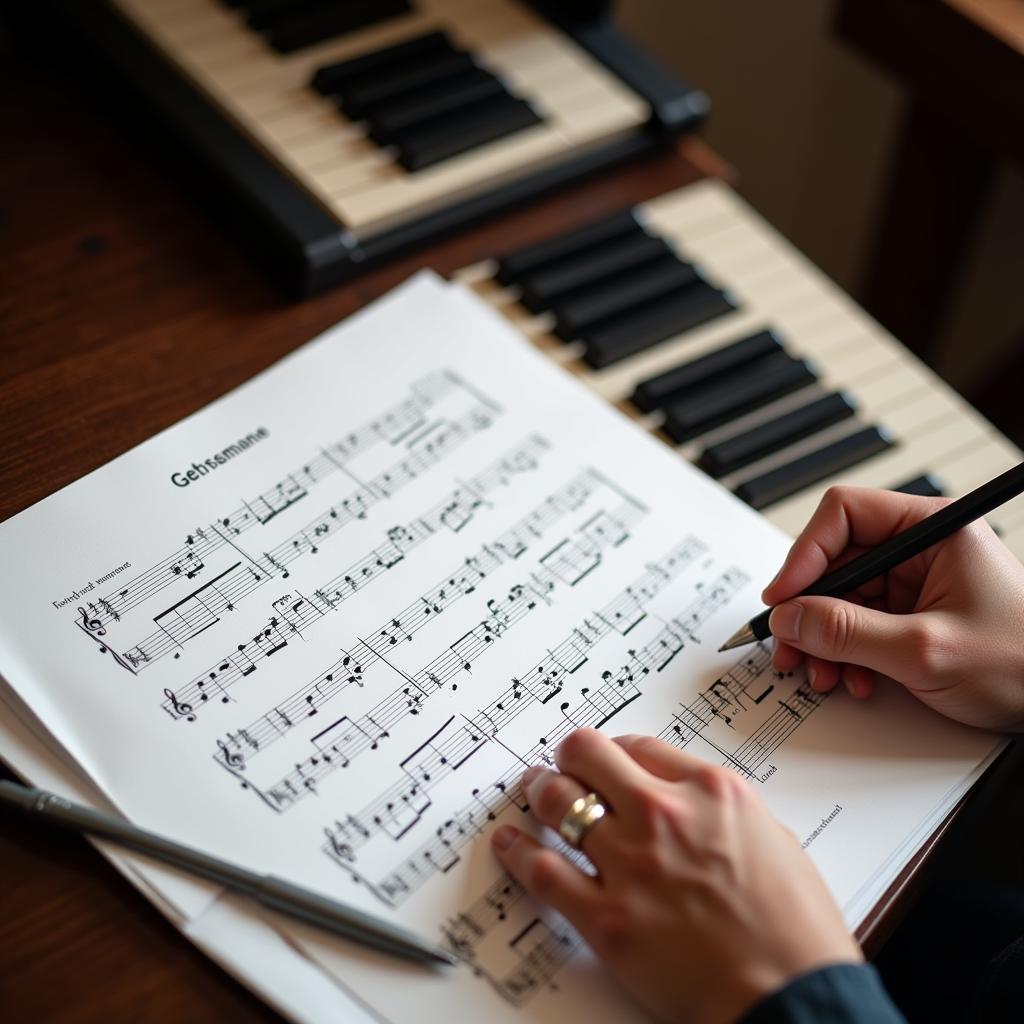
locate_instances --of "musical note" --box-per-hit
[653,643,826,780]
[169,550,206,580]
[32,311,877,1023]
[377,618,410,649]
[72,381,499,667]
[222,533,702,817]
[331,560,737,912]
[192,469,618,738]
[252,619,289,659]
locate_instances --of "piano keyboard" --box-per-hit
[454,179,1024,555]
[110,0,656,238]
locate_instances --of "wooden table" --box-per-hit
[0,41,978,1024]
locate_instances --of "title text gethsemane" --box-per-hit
[171,428,270,487]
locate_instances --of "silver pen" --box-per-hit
[0,779,455,967]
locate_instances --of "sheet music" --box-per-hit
[0,273,1000,1023]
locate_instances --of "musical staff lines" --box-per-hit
[443,877,581,1007]
[161,436,554,721]
[467,539,711,739]
[728,681,826,778]
[106,403,496,673]
[214,496,652,810]
[319,566,747,904]
[74,373,459,639]
[659,643,827,779]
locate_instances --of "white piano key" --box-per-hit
[466,177,1023,562]
[212,12,514,98]
[328,125,568,234]
[101,4,1022,563]
[110,0,649,235]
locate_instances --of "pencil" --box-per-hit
[719,459,1024,652]
[0,780,456,967]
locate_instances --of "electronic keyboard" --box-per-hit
[454,179,1024,552]
[42,0,707,295]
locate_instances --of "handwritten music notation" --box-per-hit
[727,679,826,778]
[98,403,498,673]
[659,643,828,779]
[160,436,553,721]
[73,373,462,645]
[318,565,747,904]
[443,875,581,1006]
[213,495,656,809]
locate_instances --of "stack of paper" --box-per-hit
[0,273,1002,1023]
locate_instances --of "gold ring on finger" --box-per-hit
[558,791,607,849]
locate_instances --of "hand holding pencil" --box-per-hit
[755,483,1024,732]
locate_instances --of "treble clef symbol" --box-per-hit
[77,605,106,637]
[163,687,195,723]
[216,738,245,770]
[324,828,355,863]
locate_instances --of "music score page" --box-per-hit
[0,273,999,1023]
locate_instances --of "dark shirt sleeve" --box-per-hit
[738,964,907,1024]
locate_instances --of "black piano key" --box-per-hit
[663,353,816,443]
[699,393,857,478]
[264,0,412,53]
[395,95,542,171]
[313,32,452,96]
[496,211,643,285]
[583,284,737,369]
[518,234,672,312]
[340,52,479,121]
[891,474,944,497]
[552,257,700,339]
[368,70,507,143]
[735,427,894,511]
[632,329,784,413]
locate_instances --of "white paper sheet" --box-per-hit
[0,685,214,923]
[185,893,381,1024]
[0,272,1001,1022]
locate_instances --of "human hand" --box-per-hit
[762,486,1024,732]
[491,729,860,1024]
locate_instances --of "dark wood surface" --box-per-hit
[0,36,995,1022]
[834,0,1024,361]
